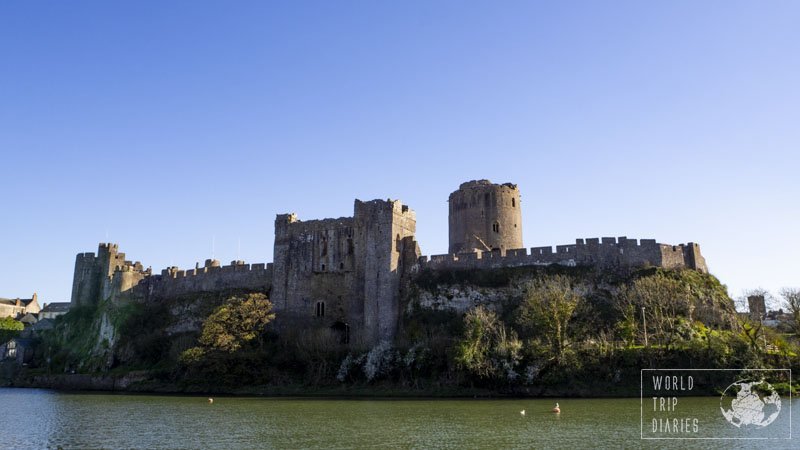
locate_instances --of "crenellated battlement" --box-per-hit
[355,198,416,224]
[155,260,272,279]
[128,258,273,301]
[71,242,274,305]
[418,237,707,273]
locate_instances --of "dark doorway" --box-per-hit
[331,321,350,344]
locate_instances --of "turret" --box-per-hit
[448,180,523,254]
[70,242,135,306]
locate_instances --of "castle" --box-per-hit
[70,180,707,346]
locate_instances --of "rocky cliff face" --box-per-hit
[405,265,737,331]
[35,288,263,374]
[412,283,516,314]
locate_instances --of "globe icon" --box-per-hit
[720,379,781,428]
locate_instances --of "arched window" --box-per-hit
[315,301,325,317]
[492,222,500,233]
[511,198,516,208]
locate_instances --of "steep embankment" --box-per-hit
[399,265,770,396]
[14,266,799,396]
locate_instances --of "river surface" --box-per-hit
[0,388,796,449]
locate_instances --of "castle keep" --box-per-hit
[70,180,707,346]
[271,199,419,345]
[449,180,523,254]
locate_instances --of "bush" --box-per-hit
[0,317,23,343]
[455,306,522,384]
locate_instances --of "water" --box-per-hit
[0,388,796,449]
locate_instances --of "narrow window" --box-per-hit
[512,198,516,208]
[492,222,499,233]
[339,262,344,270]
[315,301,325,317]
[321,263,326,271]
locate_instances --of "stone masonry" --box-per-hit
[69,180,708,347]
[449,180,523,254]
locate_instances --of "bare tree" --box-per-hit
[779,287,800,334]
[618,274,692,350]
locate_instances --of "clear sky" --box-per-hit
[1,1,798,305]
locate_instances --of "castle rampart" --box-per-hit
[71,243,273,305]
[417,236,707,273]
[143,259,273,301]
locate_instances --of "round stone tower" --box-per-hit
[448,180,523,254]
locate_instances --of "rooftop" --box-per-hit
[41,302,71,312]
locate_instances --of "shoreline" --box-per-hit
[4,384,772,401]
[5,372,749,399]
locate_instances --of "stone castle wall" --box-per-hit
[68,180,709,349]
[71,243,148,307]
[71,243,272,306]
[144,260,272,301]
[354,199,418,344]
[419,236,707,273]
[271,199,419,346]
[271,213,361,340]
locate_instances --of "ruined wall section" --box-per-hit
[355,199,418,345]
[419,237,707,273]
[108,266,149,303]
[271,213,358,322]
[71,243,149,306]
[272,214,356,316]
[141,259,272,301]
[72,243,272,305]
[448,180,522,254]
[682,243,707,273]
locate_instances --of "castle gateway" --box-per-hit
[70,180,707,346]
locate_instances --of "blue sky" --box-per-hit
[1,1,798,305]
